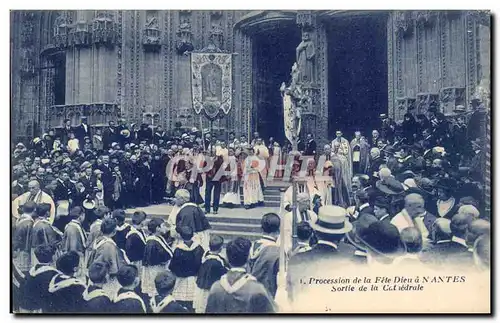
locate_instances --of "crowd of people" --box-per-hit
[11,103,491,313]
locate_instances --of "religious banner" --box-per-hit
[283,92,301,144]
[191,53,232,120]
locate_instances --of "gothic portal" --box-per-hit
[11,10,490,151]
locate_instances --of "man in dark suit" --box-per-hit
[304,133,317,156]
[102,121,117,150]
[98,155,115,208]
[352,190,374,221]
[59,119,74,145]
[80,162,97,193]
[287,205,359,303]
[373,196,392,224]
[74,117,91,144]
[54,171,72,202]
[420,212,474,269]
[204,153,224,214]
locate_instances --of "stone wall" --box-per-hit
[387,11,490,121]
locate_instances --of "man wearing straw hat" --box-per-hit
[287,205,357,304]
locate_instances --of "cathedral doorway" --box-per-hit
[327,14,388,140]
[251,22,301,144]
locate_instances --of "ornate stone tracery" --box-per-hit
[92,11,116,46]
[176,10,194,55]
[143,11,161,52]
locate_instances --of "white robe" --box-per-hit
[12,191,56,224]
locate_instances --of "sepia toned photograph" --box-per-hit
[10,8,491,314]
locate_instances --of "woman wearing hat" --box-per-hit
[434,178,459,220]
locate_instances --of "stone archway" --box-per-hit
[233,11,329,146]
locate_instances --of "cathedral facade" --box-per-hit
[10,10,490,146]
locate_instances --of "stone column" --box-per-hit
[296,11,328,148]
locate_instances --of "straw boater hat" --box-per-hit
[121,129,130,138]
[310,205,353,235]
[83,198,96,210]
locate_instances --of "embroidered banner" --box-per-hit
[191,53,232,120]
[283,93,301,144]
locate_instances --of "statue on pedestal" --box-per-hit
[296,30,316,84]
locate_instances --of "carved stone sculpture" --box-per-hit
[176,11,194,54]
[143,13,161,52]
[296,29,316,84]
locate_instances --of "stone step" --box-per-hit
[207,214,262,225]
[239,188,284,196]
[209,229,262,243]
[210,221,262,233]
[238,194,281,201]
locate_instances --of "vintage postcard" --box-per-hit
[10,9,491,314]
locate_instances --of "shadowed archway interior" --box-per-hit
[252,24,301,144]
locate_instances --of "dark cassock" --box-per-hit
[30,218,63,266]
[136,160,153,206]
[12,262,28,312]
[142,235,173,296]
[113,222,131,252]
[194,251,229,313]
[151,157,166,204]
[185,165,204,205]
[47,273,86,313]
[175,203,211,250]
[125,226,147,268]
[13,215,34,272]
[196,252,229,290]
[205,268,277,313]
[150,294,189,313]
[169,241,205,308]
[120,160,136,207]
[82,284,113,313]
[248,235,280,298]
[62,220,87,277]
[114,287,148,313]
[24,263,60,312]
